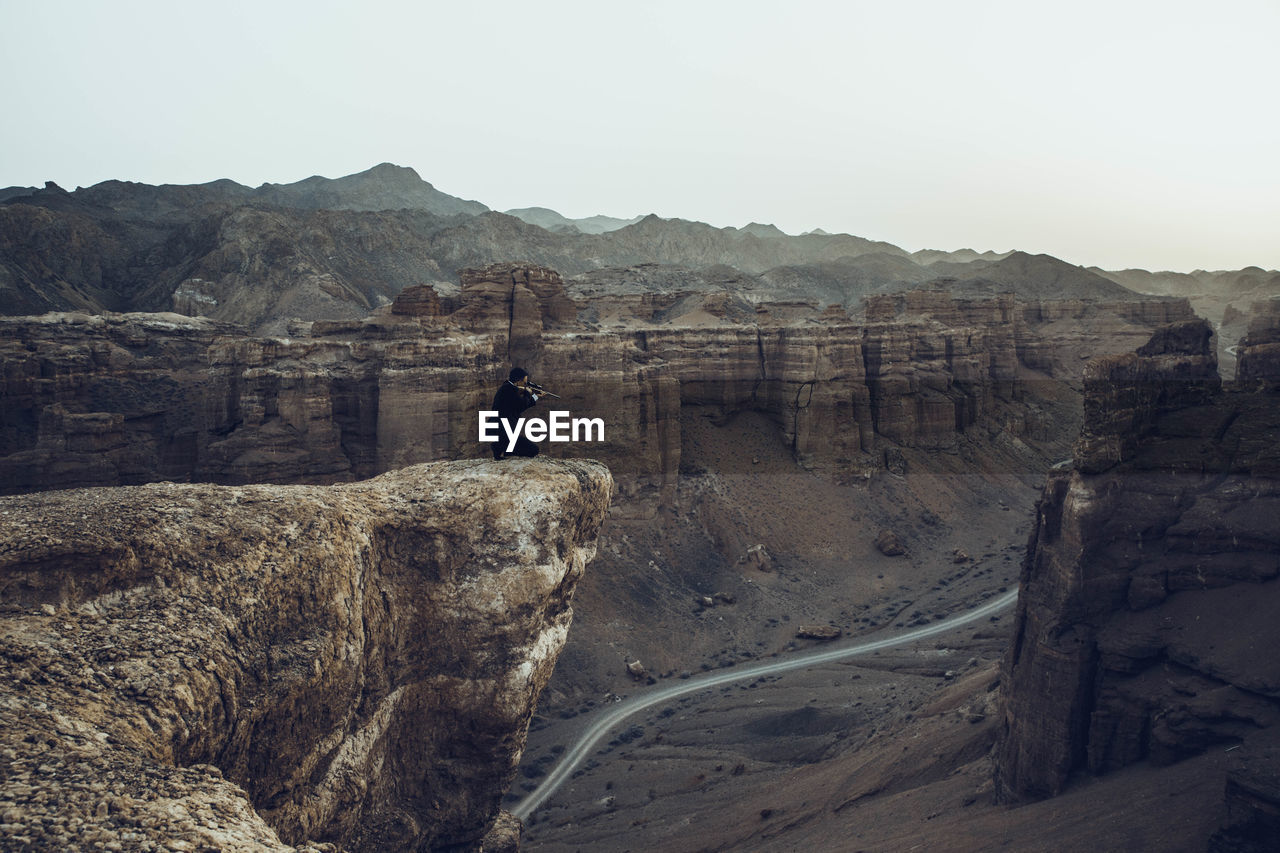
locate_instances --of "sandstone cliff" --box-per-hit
[0,264,1192,509]
[1235,297,1280,391]
[0,458,613,851]
[994,318,1280,843]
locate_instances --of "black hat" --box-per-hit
[508,367,528,382]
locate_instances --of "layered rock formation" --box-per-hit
[1235,297,1280,391]
[0,458,612,851]
[0,264,1193,510]
[994,319,1280,841]
[0,312,245,492]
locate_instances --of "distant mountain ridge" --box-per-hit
[941,251,1139,300]
[255,162,488,216]
[14,163,487,221]
[912,247,1014,266]
[504,207,642,235]
[0,186,37,204]
[1,162,1263,333]
[1092,265,1280,299]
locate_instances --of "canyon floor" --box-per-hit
[517,645,1234,852]
[511,399,1097,850]
[511,352,1266,851]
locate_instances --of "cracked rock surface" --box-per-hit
[0,458,612,851]
[996,320,1280,804]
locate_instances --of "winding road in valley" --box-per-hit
[512,587,1020,820]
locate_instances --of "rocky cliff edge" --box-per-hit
[994,317,1280,844]
[0,457,613,851]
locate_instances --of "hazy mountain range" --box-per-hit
[502,206,644,235]
[2,162,1276,333]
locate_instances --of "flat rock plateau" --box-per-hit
[2,165,1278,851]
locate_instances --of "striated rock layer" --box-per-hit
[1235,297,1280,391]
[994,318,1280,835]
[0,458,613,851]
[0,264,1191,507]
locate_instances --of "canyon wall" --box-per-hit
[1235,297,1280,391]
[0,458,613,851]
[994,317,1280,843]
[0,264,1191,506]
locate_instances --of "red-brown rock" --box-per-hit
[995,321,1280,805]
[390,283,444,316]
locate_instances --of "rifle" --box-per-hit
[526,381,561,399]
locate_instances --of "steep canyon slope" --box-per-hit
[994,312,1280,848]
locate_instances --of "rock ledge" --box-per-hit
[0,458,613,851]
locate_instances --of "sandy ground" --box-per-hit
[520,658,1235,853]
[516,399,1062,850]
[521,637,1235,853]
[537,406,1047,710]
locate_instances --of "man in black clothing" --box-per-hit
[490,367,542,459]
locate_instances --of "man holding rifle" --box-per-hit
[489,367,552,459]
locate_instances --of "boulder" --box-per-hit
[742,543,773,572]
[875,529,907,557]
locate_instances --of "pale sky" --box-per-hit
[2,0,1277,272]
